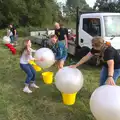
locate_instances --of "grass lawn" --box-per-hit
[0,37,114,120]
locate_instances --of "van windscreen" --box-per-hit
[104,15,120,37]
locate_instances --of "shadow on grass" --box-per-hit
[77,87,92,100]
[39,82,62,103]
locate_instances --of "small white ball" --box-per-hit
[34,48,55,69]
[55,67,84,94]
[90,85,120,120]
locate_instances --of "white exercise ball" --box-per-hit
[55,67,84,94]
[34,48,55,69]
[90,85,120,120]
[3,36,11,44]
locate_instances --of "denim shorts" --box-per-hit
[60,40,65,45]
[57,55,67,61]
[61,56,67,61]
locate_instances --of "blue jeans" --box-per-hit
[20,63,36,84]
[100,66,120,86]
[10,36,14,43]
[10,35,18,43]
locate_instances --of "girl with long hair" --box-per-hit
[20,40,43,93]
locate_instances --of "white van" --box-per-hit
[68,8,120,61]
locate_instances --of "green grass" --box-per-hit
[0,37,103,120]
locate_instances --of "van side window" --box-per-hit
[83,18,101,36]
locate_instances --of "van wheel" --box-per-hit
[87,56,98,66]
[87,56,102,66]
[75,46,90,60]
[75,46,100,66]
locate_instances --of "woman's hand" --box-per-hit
[38,57,44,61]
[69,52,93,68]
[106,77,115,86]
[69,64,77,68]
[34,57,44,61]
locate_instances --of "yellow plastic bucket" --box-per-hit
[33,65,42,72]
[62,92,77,105]
[29,60,36,65]
[42,72,53,84]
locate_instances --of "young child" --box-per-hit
[20,40,43,93]
[7,28,13,43]
[51,35,67,69]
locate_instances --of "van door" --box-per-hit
[79,17,101,48]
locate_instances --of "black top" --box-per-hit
[91,47,120,69]
[64,28,68,39]
[10,27,16,35]
[55,28,66,41]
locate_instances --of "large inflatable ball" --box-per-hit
[55,67,84,94]
[3,36,11,44]
[90,85,120,120]
[34,48,55,69]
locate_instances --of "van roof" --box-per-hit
[81,12,120,17]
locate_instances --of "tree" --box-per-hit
[93,0,118,12]
[65,0,92,22]
[66,0,88,8]
[0,0,61,28]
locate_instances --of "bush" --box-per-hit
[17,27,30,37]
[0,27,52,38]
[0,29,6,38]
[0,22,76,38]
[0,27,30,38]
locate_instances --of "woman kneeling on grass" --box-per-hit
[51,35,67,69]
[20,40,44,93]
[70,36,120,86]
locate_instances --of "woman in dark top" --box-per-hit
[9,24,17,45]
[70,36,120,86]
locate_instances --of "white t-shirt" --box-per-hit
[7,29,13,37]
[20,48,36,64]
